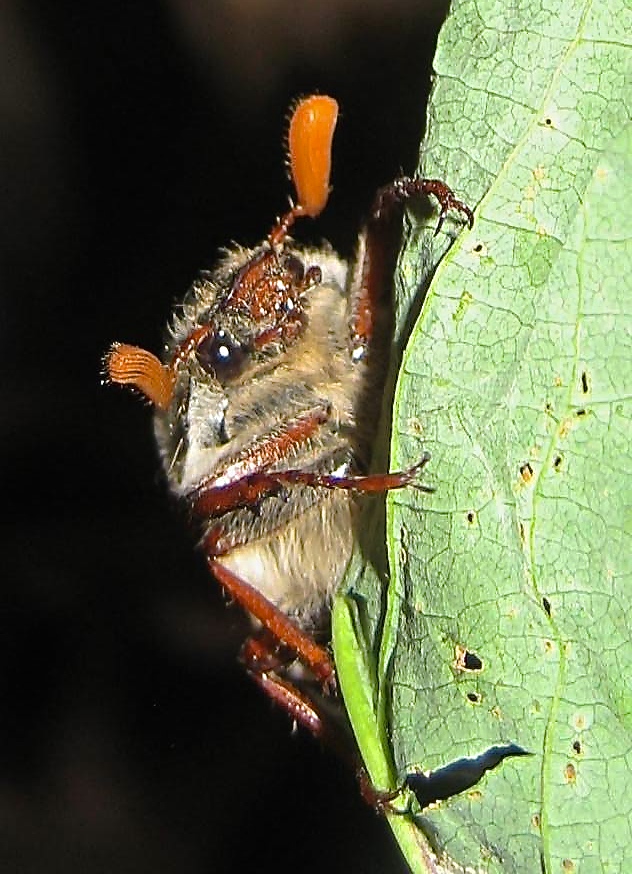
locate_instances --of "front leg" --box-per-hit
[351,176,473,354]
[192,453,433,518]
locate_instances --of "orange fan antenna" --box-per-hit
[105,342,175,410]
[288,95,338,219]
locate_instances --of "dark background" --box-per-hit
[2,1,448,871]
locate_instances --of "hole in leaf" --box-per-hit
[467,691,481,704]
[455,645,483,672]
[520,461,534,483]
[542,597,551,616]
[581,370,590,394]
[404,743,531,809]
[564,763,577,784]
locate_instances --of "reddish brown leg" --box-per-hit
[242,631,295,676]
[351,176,473,352]
[247,670,326,739]
[357,769,404,813]
[208,559,336,691]
[242,633,363,765]
[193,453,433,518]
[372,176,474,232]
[262,453,432,493]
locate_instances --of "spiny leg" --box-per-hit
[208,559,336,691]
[372,176,474,233]
[192,453,434,519]
[351,176,473,353]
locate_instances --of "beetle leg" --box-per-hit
[350,176,473,353]
[247,669,326,738]
[241,629,295,675]
[208,559,336,692]
[192,452,432,520]
[258,453,432,494]
[372,176,474,231]
[242,632,361,764]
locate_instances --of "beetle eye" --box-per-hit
[196,329,246,380]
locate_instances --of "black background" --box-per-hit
[2,2,447,871]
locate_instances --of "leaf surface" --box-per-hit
[334,1,632,871]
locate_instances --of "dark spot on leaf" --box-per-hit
[531,813,541,829]
[543,639,554,654]
[519,521,526,543]
[576,408,587,417]
[466,510,476,525]
[520,461,534,483]
[544,117,553,126]
[405,744,531,808]
[544,400,553,414]
[467,691,481,704]
[542,597,551,616]
[564,763,576,784]
[455,645,483,672]
[562,860,576,872]
[581,370,590,394]
[553,454,563,471]
[572,740,582,755]
[473,242,484,253]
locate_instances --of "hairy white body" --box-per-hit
[153,240,382,620]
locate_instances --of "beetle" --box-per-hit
[105,94,472,747]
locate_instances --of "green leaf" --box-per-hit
[334,0,632,871]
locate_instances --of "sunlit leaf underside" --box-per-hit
[334,1,632,871]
